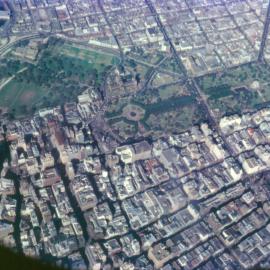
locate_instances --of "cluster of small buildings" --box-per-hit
[84,201,128,240]
[101,0,168,54]
[11,0,117,48]
[152,0,266,75]
[99,0,266,76]
[0,179,16,249]
[1,92,270,269]
[220,108,270,174]
[7,0,268,77]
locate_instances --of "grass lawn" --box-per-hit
[0,80,49,116]
[152,72,179,88]
[197,62,270,116]
[158,83,186,100]
[53,43,120,74]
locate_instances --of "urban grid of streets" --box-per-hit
[2,0,270,270]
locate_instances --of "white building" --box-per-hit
[0,10,10,21]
